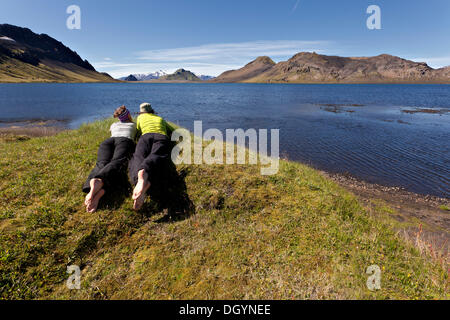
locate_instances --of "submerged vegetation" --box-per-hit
[0,119,447,299]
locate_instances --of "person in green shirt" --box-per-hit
[129,102,175,210]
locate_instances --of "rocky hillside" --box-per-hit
[434,66,450,78]
[213,52,450,84]
[123,74,138,81]
[160,68,201,81]
[211,56,275,82]
[0,24,114,83]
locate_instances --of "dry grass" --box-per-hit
[0,57,115,83]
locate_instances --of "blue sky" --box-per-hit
[1,0,450,77]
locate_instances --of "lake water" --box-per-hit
[0,83,449,198]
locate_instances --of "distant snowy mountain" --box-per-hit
[119,70,168,81]
[123,74,138,81]
[198,75,215,80]
[119,70,215,81]
[137,70,168,80]
[130,74,148,81]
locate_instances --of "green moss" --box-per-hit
[0,119,447,300]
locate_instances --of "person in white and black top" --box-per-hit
[83,106,137,213]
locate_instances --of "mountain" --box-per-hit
[120,70,214,82]
[434,66,450,78]
[119,70,168,81]
[212,52,450,84]
[160,68,201,81]
[0,24,114,83]
[211,56,275,82]
[123,74,138,81]
[139,70,168,80]
[198,75,215,81]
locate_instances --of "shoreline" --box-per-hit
[322,171,449,256]
[4,80,448,85]
[0,120,67,140]
[118,80,450,84]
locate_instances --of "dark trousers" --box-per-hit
[128,133,171,186]
[83,137,135,193]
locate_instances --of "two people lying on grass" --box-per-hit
[83,102,175,212]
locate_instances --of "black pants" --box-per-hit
[128,133,171,186]
[83,137,135,193]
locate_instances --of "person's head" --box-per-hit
[139,102,155,114]
[114,105,132,123]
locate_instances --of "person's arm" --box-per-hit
[165,120,176,138]
[135,117,142,141]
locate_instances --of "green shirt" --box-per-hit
[136,113,173,137]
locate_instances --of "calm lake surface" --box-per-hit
[0,83,449,198]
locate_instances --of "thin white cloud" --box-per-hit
[291,0,301,13]
[136,40,329,62]
[94,39,332,78]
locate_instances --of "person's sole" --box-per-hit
[85,193,94,211]
[133,183,150,211]
[132,179,145,200]
[87,189,105,213]
[85,179,104,210]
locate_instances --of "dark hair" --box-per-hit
[113,105,127,118]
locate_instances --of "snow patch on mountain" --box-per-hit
[119,70,168,81]
[119,70,215,81]
[198,75,215,80]
[0,36,15,42]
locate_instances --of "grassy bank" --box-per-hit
[0,119,447,299]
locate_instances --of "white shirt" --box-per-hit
[110,122,137,140]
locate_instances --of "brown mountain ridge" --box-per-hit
[212,52,450,84]
[210,56,275,82]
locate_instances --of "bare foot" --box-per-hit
[132,170,148,200]
[84,193,91,206]
[133,170,150,211]
[85,178,104,211]
[133,184,150,211]
[87,189,105,213]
